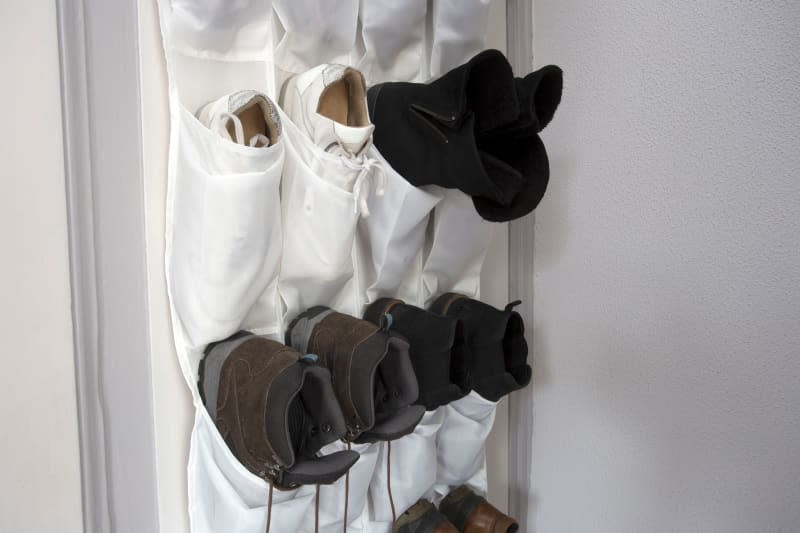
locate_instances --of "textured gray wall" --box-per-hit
[531,1,800,531]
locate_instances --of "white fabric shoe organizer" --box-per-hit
[157,1,502,531]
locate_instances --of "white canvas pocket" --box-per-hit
[278,113,361,320]
[429,0,492,77]
[357,151,441,309]
[435,392,497,488]
[190,408,313,533]
[368,409,444,524]
[170,106,284,350]
[420,188,495,308]
[168,0,274,60]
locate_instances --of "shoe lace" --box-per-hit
[337,153,386,218]
[212,111,270,148]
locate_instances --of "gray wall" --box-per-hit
[0,2,83,532]
[531,1,800,531]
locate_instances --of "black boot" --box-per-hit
[429,294,531,402]
[474,64,563,221]
[286,307,425,443]
[367,50,524,210]
[199,331,359,488]
[363,298,472,410]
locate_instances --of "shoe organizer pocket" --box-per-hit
[435,392,497,487]
[429,0,492,78]
[368,409,444,523]
[166,0,274,60]
[356,152,441,308]
[304,441,379,532]
[421,188,495,308]
[357,0,428,84]
[271,0,359,76]
[170,106,284,349]
[191,408,312,533]
[278,115,361,320]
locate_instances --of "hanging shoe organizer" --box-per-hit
[156,1,510,531]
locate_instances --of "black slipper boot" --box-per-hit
[474,64,563,221]
[199,332,359,488]
[429,294,531,402]
[367,49,524,209]
[286,307,425,444]
[363,298,473,410]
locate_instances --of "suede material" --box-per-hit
[205,332,352,488]
[295,308,422,441]
[431,294,531,402]
[214,336,298,477]
[364,298,472,410]
[440,486,518,533]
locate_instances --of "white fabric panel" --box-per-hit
[356,0,428,84]
[434,392,497,493]
[277,111,362,321]
[357,151,442,308]
[272,0,360,78]
[429,0,493,78]
[169,0,274,60]
[170,106,284,351]
[421,188,495,308]
[157,1,498,531]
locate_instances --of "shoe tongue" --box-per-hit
[310,113,374,155]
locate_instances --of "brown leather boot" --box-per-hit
[393,500,459,533]
[439,486,519,533]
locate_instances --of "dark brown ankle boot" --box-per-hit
[439,486,518,533]
[286,306,425,443]
[393,500,459,533]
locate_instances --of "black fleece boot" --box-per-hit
[367,50,524,210]
[363,298,472,410]
[474,64,563,221]
[286,307,425,443]
[199,331,359,488]
[429,294,531,402]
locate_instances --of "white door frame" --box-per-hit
[58,1,534,530]
[57,0,160,531]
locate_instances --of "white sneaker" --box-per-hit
[197,90,281,148]
[281,64,375,156]
[281,64,384,215]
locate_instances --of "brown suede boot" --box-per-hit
[393,500,459,533]
[439,486,519,533]
[200,332,359,488]
[286,306,425,443]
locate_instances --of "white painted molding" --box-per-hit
[56,0,160,531]
[506,0,535,526]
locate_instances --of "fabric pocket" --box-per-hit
[368,409,444,524]
[278,113,361,320]
[190,408,313,533]
[168,0,274,60]
[271,0,359,76]
[420,188,495,308]
[357,0,428,84]
[429,0,492,78]
[304,441,380,532]
[356,150,441,309]
[434,392,497,489]
[170,106,284,350]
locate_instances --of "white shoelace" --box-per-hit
[339,153,386,217]
[211,111,270,148]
